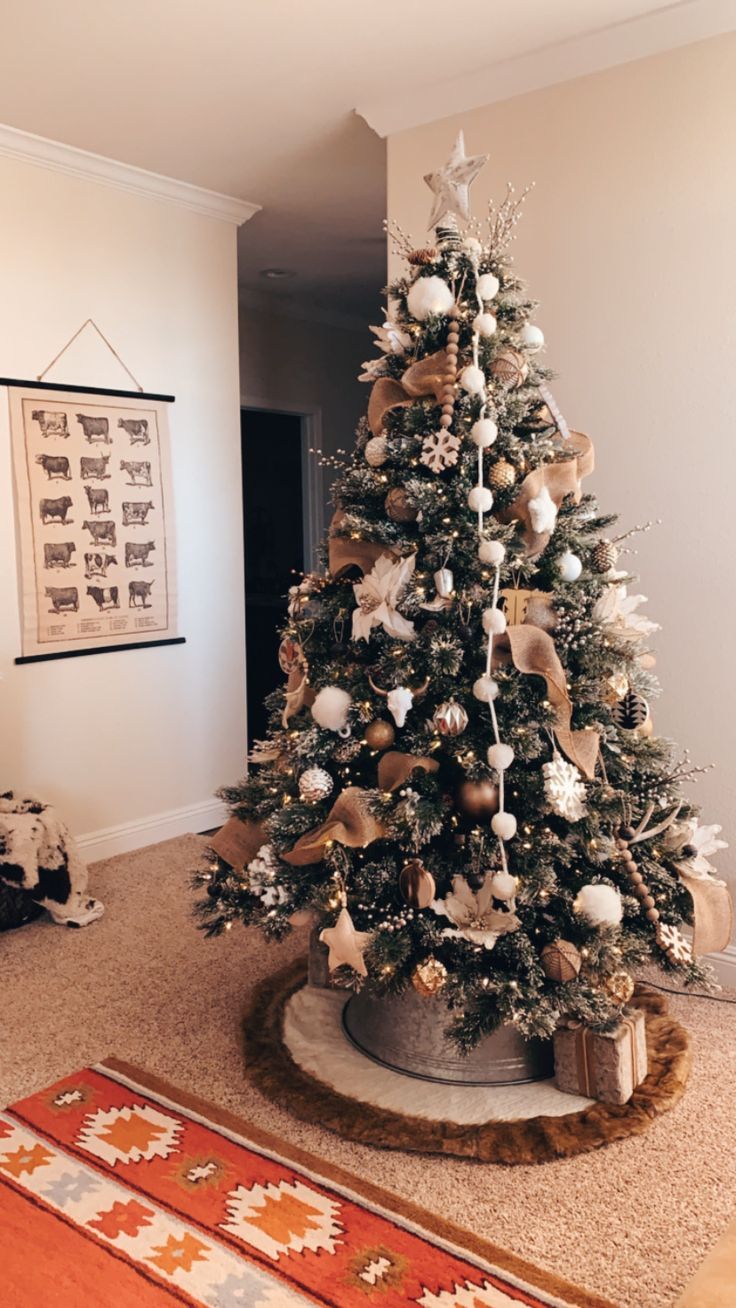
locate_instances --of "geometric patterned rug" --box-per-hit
[0,1058,617,1307]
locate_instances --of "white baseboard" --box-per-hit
[76,798,227,863]
[707,945,736,988]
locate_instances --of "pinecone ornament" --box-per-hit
[407,247,438,266]
[591,539,618,573]
[488,459,516,492]
[298,767,334,803]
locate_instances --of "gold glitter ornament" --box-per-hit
[385,486,418,523]
[604,971,635,1004]
[412,957,448,996]
[364,719,396,750]
[488,459,516,492]
[540,939,582,982]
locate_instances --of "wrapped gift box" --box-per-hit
[553,1008,647,1105]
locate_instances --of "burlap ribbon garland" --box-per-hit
[328,508,398,580]
[493,624,600,779]
[209,816,266,872]
[675,866,734,955]
[498,431,595,556]
[377,751,439,791]
[283,787,385,867]
[367,350,450,438]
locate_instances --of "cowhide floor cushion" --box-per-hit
[0,792,104,928]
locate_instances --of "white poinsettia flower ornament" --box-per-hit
[593,577,659,642]
[370,316,412,357]
[352,554,416,642]
[431,875,520,950]
[664,819,728,881]
[358,356,388,383]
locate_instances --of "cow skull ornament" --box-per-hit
[368,674,431,728]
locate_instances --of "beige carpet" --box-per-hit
[1,833,734,1308]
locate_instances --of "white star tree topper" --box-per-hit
[424,130,489,229]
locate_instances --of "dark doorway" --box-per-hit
[241,409,305,745]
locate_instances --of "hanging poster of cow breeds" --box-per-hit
[8,384,179,660]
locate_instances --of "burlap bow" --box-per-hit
[377,751,439,791]
[209,817,266,872]
[367,350,450,438]
[494,624,600,778]
[328,508,399,580]
[498,431,595,556]
[675,866,733,955]
[283,788,385,866]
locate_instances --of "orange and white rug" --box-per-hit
[0,1058,615,1307]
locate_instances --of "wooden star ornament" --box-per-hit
[320,907,371,977]
[424,130,489,229]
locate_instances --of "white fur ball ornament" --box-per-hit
[462,236,482,256]
[521,323,545,352]
[573,883,623,927]
[490,870,517,900]
[468,486,493,513]
[311,686,352,735]
[364,435,388,467]
[460,365,486,396]
[491,811,518,840]
[477,272,500,301]
[482,607,507,635]
[478,539,506,566]
[473,675,498,703]
[487,742,514,771]
[470,418,497,448]
[473,312,497,338]
[407,276,454,321]
[557,551,583,582]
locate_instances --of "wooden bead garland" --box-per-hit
[616,825,686,965]
[439,305,460,430]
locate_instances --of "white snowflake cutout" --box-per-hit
[656,922,693,963]
[542,755,587,822]
[420,429,461,473]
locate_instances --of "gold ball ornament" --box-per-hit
[399,858,436,909]
[457,778,499,819]
[591,539,619,573]
[604,971,635,1005]
[488,459,517,492]
[364,435,388,467]
[490,348,529,388]
[385,486,418,523]
[540,939,582,982]
[412,957,448,997]
[364,719,396,750]
[432,700,469,736]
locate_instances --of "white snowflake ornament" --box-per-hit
[656,922,693,963]
[420,429,461,473]
[543,755,587,822]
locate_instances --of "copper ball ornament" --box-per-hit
[364,719,396,750]
[488,459,517,492]
[604,971,635,1005]
[457,778,499,819]
[298,767,334,804]
[432,700,468,737]
[385,486,418,523]
[399,858,436,909]
[540,939,582,982]
[490,348,529,388]
[412,956,448,997]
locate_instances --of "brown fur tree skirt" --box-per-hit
[242,958,691,1164]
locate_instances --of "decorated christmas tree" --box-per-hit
[195,133,731,1055]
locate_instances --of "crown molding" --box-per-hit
[0,122,260,225]
[357,0,736,137]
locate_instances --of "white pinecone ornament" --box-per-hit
[298,767,334,803]
[420,429,461,473]
[542,755,587,821]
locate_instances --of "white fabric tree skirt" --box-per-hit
[282,986,593,1125]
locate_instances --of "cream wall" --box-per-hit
[388,36,736,884]
[0,155,246,850]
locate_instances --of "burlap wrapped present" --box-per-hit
[553,1009,647,1105]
